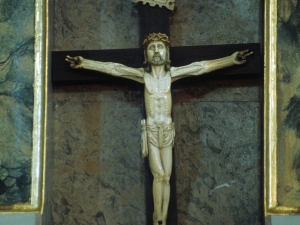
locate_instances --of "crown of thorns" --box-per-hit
[142,33,171,48]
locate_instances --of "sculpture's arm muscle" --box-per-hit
[170,61,207,82]
[171,50,252,82]
[65,56,144,83]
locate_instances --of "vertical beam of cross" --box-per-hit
[137,3,170,42]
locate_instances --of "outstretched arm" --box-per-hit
[171,50,252,82]
[65,55,144,83]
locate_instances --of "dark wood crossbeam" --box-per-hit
[52,43,260,84]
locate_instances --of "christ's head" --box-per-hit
[143,33,171,72]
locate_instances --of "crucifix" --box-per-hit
[52,1,260,225]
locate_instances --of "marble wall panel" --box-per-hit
[173,102,261,225]
[0,0,34,204]
[51,84,144,224]
[170,0,261,46]
[53,0,139,51]
[51,0,262,224]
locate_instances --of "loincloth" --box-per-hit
[141,119,175,158]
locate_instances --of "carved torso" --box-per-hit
[144,72,172,127]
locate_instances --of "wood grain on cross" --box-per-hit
[51,3,261,225]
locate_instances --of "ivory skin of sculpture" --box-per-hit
[65,33,252,225]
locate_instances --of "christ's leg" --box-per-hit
[148,143,164,225]
[160,145,172,224]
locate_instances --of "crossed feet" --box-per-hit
[153,213,165,225]
[153,220,163,225]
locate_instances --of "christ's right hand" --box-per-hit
[65,55,84,69]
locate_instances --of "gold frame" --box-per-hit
[264,0,300,215]
[0,0,49,212]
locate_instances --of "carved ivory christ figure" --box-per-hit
[65,33,252,225]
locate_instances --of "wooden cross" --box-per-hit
[52,3,261,225]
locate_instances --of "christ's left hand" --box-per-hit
[233,49,253,64]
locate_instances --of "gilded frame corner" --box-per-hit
[0,0,49,213]
[264,0,300,215]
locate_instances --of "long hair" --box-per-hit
[142,33,171,72]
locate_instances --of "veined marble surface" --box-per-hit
[54,0,139,50]
[0,0,34,204]
[170,0,260,46]
[174,102,261,225]
[51,84,145,224]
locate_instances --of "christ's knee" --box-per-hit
[153,170,164,183]
[163,175,170,185]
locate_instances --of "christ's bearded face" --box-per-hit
[146,41,167,66]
